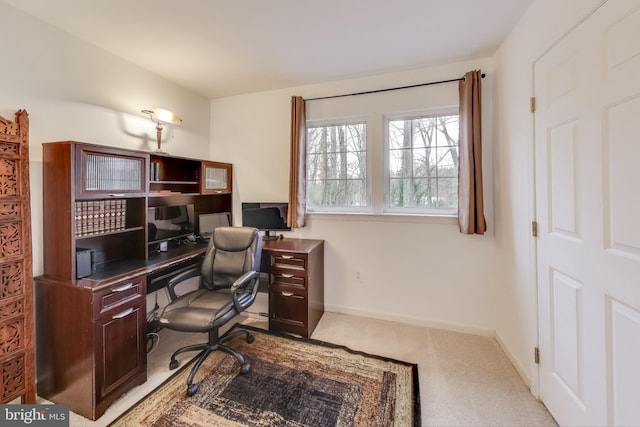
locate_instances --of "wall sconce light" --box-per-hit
[141,108,182,152]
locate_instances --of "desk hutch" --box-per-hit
[35,141,232,420]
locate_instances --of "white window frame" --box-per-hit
[382,106,459,216]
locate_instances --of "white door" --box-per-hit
[535,1,640,425]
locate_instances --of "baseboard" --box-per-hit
[324,304,495,337]
[494,332,532,389]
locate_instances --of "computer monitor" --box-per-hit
[198,212,231,239]
[147,204,195,245]
[241,202,290,240]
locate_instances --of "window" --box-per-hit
[306,122,368,211]
[305,106,459,217]
[385,111,459,215]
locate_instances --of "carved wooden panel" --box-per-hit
[1,356,25,401]
[0,158,19,197]
[1,261,24,299]
[0,110,34,404]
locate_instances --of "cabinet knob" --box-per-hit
[280,274,294,278]
[281,291,294,297]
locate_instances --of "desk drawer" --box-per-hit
[270,271,306,288]
[97,277,145,315]
[270,252,307,271]
[269,290,307,335]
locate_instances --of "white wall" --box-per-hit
[212,58,499,336]
[0,3,212,276]
[493,0,603,389]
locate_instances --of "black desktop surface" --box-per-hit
[85,240,208,286]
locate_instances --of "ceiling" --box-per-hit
[4,0,533,99]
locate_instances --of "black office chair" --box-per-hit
[157,226,262,396]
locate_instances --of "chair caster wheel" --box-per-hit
[246,334,255,344]
[169,359,179,370]
[187,383,199,397]
[240,362,251,374]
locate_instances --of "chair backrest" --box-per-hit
[200,226,262,289]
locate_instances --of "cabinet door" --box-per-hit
[76,145,148,198]
[94,300,146,401]
[93,277,146,403]
[201,161,232,194]
[269,289,308,336]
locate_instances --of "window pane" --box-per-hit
[307,179,367,208]
[437,177,457,208]
[385,112,459,214]
[388,120,406,150]
[436,147,457,178]
[307,122,367,209]
[412,146,430,178]
[389,148,406,178]
[389,178,406,207]
[390,178,437,208]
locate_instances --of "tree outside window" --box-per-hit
[386,113,458,214]
[307,122,367,210]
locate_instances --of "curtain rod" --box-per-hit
[304,73,485,101]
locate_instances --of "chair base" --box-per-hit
[169,328,255,396]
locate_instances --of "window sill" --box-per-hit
[306,211,458,225]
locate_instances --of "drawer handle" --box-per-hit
[280,274,294,278]
[108,193,125,197]
[281,255,294,259]
[281,291,294,297]
[112,307,134,319]
[112,283,134,292]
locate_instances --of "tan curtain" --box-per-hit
[288,96,307,228]
[458,70,487,234]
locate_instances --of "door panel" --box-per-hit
[550,269,582,400]
[608,299,640,426]
[548,121,579,239]
[604,97,640,258]
[535,1,640,425]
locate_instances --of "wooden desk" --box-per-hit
[34,242,207,421]
[34,237,324,420]
[263,238,324,338]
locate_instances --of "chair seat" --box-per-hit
[159,289,231,332]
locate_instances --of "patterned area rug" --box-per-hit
[110,324,420,426]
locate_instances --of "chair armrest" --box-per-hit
[229,270,260,312]
[230,270,260,292]
[166,267,201,301]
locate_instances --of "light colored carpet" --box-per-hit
[43,311,556,426]
[312,313,557,427]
